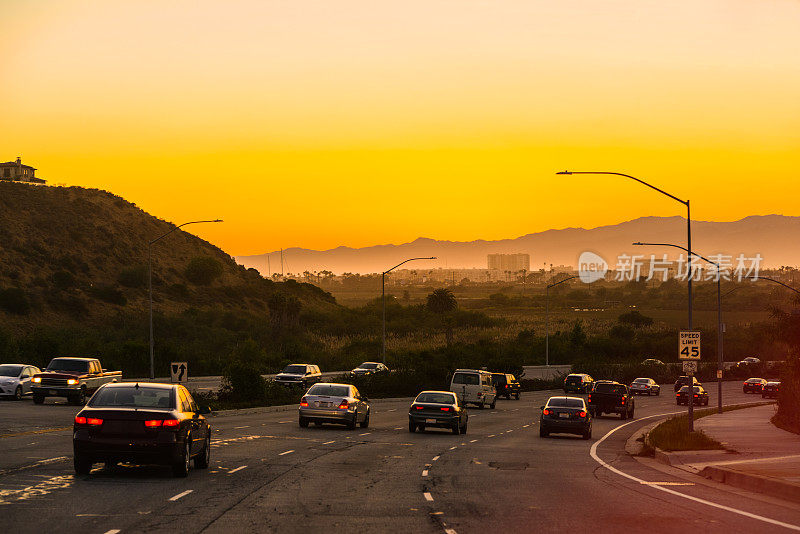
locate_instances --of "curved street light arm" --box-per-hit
[557,171,687,206]
[632,242,718,268]
[383,256,437,274]
[547,275,579,289]
[150,219,224,245]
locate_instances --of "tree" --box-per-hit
[427,288,457,346]
[617,310,654,328]
[184,256,223,286]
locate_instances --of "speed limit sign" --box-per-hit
[679,331,701,361]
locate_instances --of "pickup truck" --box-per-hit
[587,381,635,420]
[31,358,122,405]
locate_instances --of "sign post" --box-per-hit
[679,331,701,426]
[170,362,188,384]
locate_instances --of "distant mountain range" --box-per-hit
[236,215,800,275]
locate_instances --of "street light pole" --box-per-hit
[149,219,223,380]
[559,171,694,428]
[381,257,436,365]
[546,275,578,367]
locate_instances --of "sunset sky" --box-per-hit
[3,1,799,256]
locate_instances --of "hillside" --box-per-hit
[0,181,335,329]
[237,215,800,274]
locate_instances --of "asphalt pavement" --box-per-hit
[1,383,799,533]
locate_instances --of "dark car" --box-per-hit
[72,382,211,477]
[409,390,468,435]
[349,362,389,378]
[743,378,767,394]
[588,381,635,419]
[630,377,661,396]
[674,375,700,392]
[491,373,521,400]
[563,373,594,394]
[539,396,592,440]
[274,363,322,388]
[762,381,780,399]
[676,385,709,406]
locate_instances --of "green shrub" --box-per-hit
[618,310,654,327]
[89,284,127,306]
[184,256,223,286]
[0,287,30,314]
[51,270,75,289]
[118,265,148,288]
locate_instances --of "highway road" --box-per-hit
[2,383,799,533]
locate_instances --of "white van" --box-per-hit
[450,369,497,409]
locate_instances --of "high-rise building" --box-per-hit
[487,253,530,272]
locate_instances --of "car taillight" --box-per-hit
[440,407,450,412]
[74,416,86,425]
[477,392,482,397]
[338,400,349,409]
[543,409,551,415]
[504,385,508,389]
[620,398,625,404]
[162,419,180,427]
[578,411,587,418]
[87,418,103,426]
[694,394,699,397]
[415,405,423,410]
[144,420,163,427]
[300,397,308,407]
[588,394,592,401]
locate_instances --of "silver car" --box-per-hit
[299,383,370,429]
[0,364,41,400]
[629,377,661,396]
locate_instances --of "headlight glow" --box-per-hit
[67,379,78,385]
[32,377,41,383]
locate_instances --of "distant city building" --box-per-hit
[487,253,530,272]
[0,157,45,184]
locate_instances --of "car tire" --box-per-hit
[583,426,592,440]
[194,436,210,469]
[452,423,460,435]
[74,453,92,475]
[347,415,357,430]
[13,386,22,401]
[299,417,309,428]
[360,411,370,429]
[172,439,190,478]
[418,424,426,432]
[408,420,416,433]
[478,401,485,410]
[620,410,627,420]
[490,399,496,409]
[33,394,44,404]
[629,407,634,419]
[514,393,520,400]
[539,427,549,438]
[461,422,467,435]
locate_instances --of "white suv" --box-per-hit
[275,364,322,387]
[450,369,497,409]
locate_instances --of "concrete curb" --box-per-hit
[700,465,800,504]
[625,419,665,456]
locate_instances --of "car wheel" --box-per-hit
[657,389,661,396]
[583,426,592,440]
[478,401,485,410]
[13,386,22,401]
[452,422,460,435]
[629,407,635,419]
[620,410,627,420]
[299,417,309,428]
[461,422,467,435]
[408,420,416,433]
[347,414,357,430]
[194,436,210,469]
[418,424,426,432]
[360,410,370,429]
[74,453,92,475]
[490,399,496,409]
[33,394,44,404]
[515,393,520,400]
[539,427,549,438]
[172,439,190,478]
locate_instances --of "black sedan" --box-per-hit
[492,373,521,400]
[762,381,780,399]
[73,382,211,477]
[743,378,767,394]
[676,385,709,406]
[540,396,592,439]
[409,391,468,435]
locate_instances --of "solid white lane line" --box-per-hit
[278,450,294,456]
[422,470,429,477]
[227,465,247,474]
[432,456,440,461]
[423,492,434,501]
[169,490,193,501]
[322,440,335,445]
[590,412,800,532]
[641,482,695,486]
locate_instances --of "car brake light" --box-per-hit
[440,407,450,412]
[620,398,625,404]
[162,419,180,427]
[87,418,103,426]
[300,397,308,407]
[144,420,163,427]
[588,394,592,401]
[415,405,423,410]
[543,409,551,415]
[74,416,86,424]
[338,400,349,409]
[694,394,699,397]
[578,411,587,418]
[676,393,680,397]
[477,392,482,397]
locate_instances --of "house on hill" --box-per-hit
[0,157,45,184]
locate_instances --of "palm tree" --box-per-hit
[427,288,457,346]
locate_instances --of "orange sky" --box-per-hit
[3,0,799,256]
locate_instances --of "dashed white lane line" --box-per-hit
[506,430,513,433]
[523,424,530,428]
[103,530,121,534]
[227,465,247,474]
[444,528,457,534]
[487,434,495,438]
[359,432,371,436]
[590,411,800,533]
[641,482,695,486]
[423,492,434,502]
[322,440,335,445]
[448,446,457,450]
[394,427,404,430]
[278,450,294,456]
[169,490,193,502]
[422,470,429,477]
[234,426,249,429]
[387,409,397,412]
[278,421,291,424]
[432,456,440,461]
[469,439,477,443]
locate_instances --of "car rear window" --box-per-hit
[307,384,350,397]
[492,374,507,384]
[0,365,23,377]
[47,359,91,372]
[416,393,456,404]
[283,365,307,374]
[358,363,379,369]
[90,386,174,408]
[633,378,650,384]
[452,373,479,385]
[594,383,626,395]
[565,375,582,383]
[548,398,584,408]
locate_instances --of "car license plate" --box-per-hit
[559,413,570,419]
[425,419,437,424]
[49,390,58,395]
